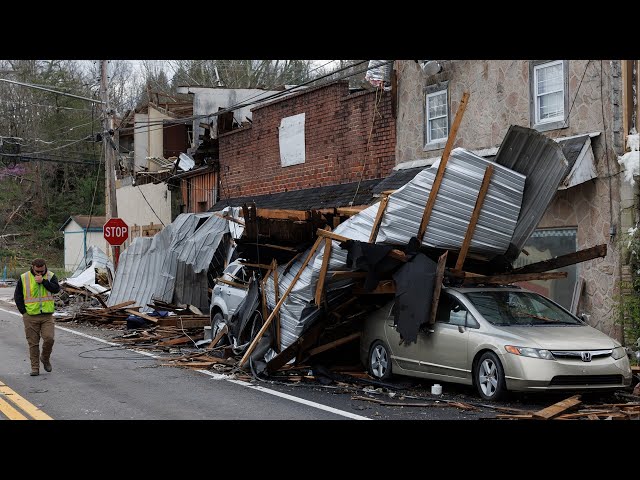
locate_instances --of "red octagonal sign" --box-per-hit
[104,218,129,246]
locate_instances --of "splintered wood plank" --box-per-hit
[368,195,390,243]
[206,325,229,350]
[124,309,159,323]
[428,251,448,326]
[171,318,211,329]
[417,91,470,242]
[512,244,607,274]
[463,271,568,285]
[102,300,137,311]
[239,234,324,367]
[496,414,535,420]
[455,164,494,271]
[533,395,582,419]
[316,229,407,262]
[258,209,310,221]
[336,206,368,216]
[307,332,361,357]
[314,237,332,306]
[215,278,249,289]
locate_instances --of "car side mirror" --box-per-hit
[580,313,590,323]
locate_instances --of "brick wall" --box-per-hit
[218,81,396,199]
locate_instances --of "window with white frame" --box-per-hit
[426,89,448,144]
[530,60,569,131]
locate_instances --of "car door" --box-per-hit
[418,293,471,380]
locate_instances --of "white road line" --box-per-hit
[197,369,370,420]
[1,306,368,420]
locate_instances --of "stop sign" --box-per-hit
[103,218,129,246]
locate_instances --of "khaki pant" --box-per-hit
[22,313,55,372]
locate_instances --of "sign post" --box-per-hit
[103,218,129,270]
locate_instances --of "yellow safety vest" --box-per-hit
[21,270,55,315]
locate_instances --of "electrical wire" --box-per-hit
[600,60,615,240]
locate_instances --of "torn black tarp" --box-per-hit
[342,240,397,291]
[226,278,264,355]
[392,253,438,345]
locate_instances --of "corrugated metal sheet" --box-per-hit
[494,125,568,257]
[377,148,525,255]
[70,245,114,279]
[263,148,527,350]
[107,212,229,312]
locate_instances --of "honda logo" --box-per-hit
[581,352,592,362]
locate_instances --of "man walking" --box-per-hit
[14,258,60,376]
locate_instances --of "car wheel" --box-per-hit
[475,352,506,401]
[368,340,392,380]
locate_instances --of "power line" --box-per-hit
[0,77,104,104]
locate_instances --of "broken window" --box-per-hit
[530,60,569,132]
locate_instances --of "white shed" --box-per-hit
[60,215,108,272]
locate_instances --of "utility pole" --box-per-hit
[100,60,120,266]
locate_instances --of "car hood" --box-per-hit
[494,325,619,350]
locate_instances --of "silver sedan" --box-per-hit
[360,286,633,401]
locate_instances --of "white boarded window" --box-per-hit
[530,60,569,132]
[279,113,306,167]
[426,89,448,144]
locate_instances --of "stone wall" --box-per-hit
[396,60,627,339]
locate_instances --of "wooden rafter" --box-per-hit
[512,244,607,274]
[417,91,470,242]
[455,164,494,271]
[239,234,325,367]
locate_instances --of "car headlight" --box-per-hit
[505,345,554,360]
[611,346,627,360]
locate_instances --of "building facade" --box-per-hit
[395,59,639,341]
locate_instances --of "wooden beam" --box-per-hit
[336,206,368,216]
[206,325,228,350]
[124,309,159,323]
[213,213,245,226]
[463,271,567,285]
[455,164,494,270]
[239,234,325,367]
[266,320,325,373]
[239,262,273,269]
[307,332,361,357]
[417,91,470,242]
[242,243,299,253]
[533,395,582,420]
[369,195,390,243]
[253,208,310,221]
[428,251,448,326]
[316,228,408,263]
[215,278,248,289]
[314,237,332,306]
[512,244,607,274]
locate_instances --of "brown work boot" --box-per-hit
[41,356,52,372]
[30,370,39,376]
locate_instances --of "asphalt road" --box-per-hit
[0,287,635,423]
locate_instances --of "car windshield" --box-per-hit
[463,290,583,326]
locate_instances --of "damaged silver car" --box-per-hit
[360,286,633,401]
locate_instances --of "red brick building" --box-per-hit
[215,80,395,207]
